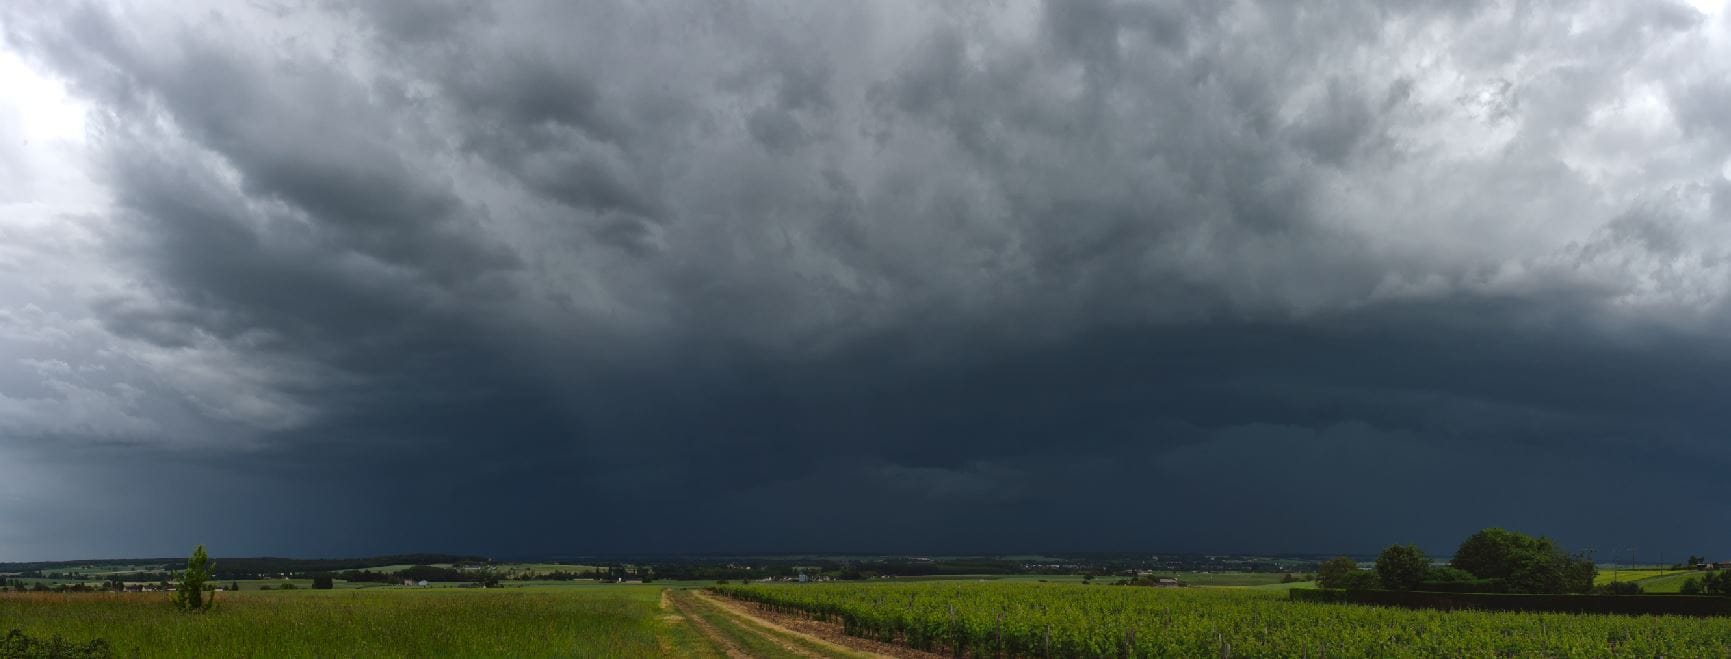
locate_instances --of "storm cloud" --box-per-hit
[2,0,1730,560]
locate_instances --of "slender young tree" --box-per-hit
[172,545,215,612]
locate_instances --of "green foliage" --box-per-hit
[1449,528,1528,580]
[1,629,113,659]
[1315,556,1359,589]
[473,569,501,588]
[1505,550,1563,594]
[1340,570,1383,590]
[170,546,213,613]
[310,574,333,590]
[1680,577,1703,595]
[1560,552,1597,594]
[1703,570,1731,596]
[1592,581,1642,595]
[1449,528,1593,593]
[1375,545,1429,591]
[1422,566,1476,583]
[717,581,1731,656]
[1293,587,1731,616]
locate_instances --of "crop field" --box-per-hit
[1592,568,1691,587]
[892,572,1302,588]
[0,585,703,658]
[1623,571,1705,594]
[714,581,1731,657]
[1151,572,1293,587]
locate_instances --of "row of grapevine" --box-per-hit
[711,581,1731,657]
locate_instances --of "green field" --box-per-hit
[1593,567,1691,587]
[715,581,1731,656]
[1622,570,1705,593]
[1149,572,1294,587]
[888,571,1299,588]
[10,576,1731,657]
[0,585,706,658]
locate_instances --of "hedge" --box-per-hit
[1410,579,1504,594]
[1290,588,1731,616]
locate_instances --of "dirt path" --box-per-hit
[696,590,945,659]
[668,589,757,658]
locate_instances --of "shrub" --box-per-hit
[1,629,114,659]
[311,574,334,590]
[1703,570,1731,596]
[1413,579,1505,593]
[1341,570,1383,590]
[1593,581,1642,595]
[1680,578,1703,595]
[1423,567,1476,583]
[1316,557,1360,589]
[1376,544,1429,591]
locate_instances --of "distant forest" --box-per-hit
[0,554,488,576]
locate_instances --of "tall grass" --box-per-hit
[0,586,674,658]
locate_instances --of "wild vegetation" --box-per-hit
[1316,528,1595,594]
[6,540,1728,657]
[713,581,1731,656]
[0,586,690,658]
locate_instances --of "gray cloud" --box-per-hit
[1,0,1729,559]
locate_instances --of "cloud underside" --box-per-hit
[1,0,1729,558]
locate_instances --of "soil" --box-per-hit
[697,590,947,659]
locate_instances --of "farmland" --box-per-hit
[6,576,1731,656]
[1592,567,1692,587]
[713,581,1731,657]
[6,545,1731,658]
[0,585,700,658]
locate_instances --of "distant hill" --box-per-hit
[0,554,489,575]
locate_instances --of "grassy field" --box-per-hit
[1623,570,1705,593]
[0,585,705,658]
[1150,572,1295,587]
[1593,567,1691,587]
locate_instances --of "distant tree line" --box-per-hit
[0,554,488,582]
[328,565,501,587]
[208,554,489,580]
[1317,528,1596,594]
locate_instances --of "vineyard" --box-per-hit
[712,581,1731,657]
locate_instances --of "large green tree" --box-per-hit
[1449,528,1530,580]
[172,545,215,612]
[1316,556,1360,589]
[1375,544,1429,591]
[1449,528,1594,593]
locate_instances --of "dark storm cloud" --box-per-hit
[2,0,1730,559]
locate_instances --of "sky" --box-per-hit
[1,0,1729,563]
